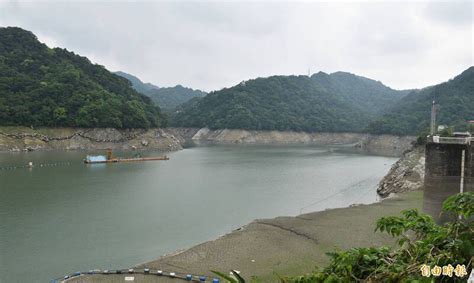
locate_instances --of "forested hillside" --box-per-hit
[367,67,474,135]
[311,71,410,116]
[115,71,206,110]
[171,74,407,132]
[0,27,165,128]
[147,85,206,110]
[3,28,470,135]
[114,71,159,94]
[172,75,378,132]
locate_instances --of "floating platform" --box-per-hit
[84,155,169,164]
[84,156,170,164]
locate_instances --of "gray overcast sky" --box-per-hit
[0,0,472,92]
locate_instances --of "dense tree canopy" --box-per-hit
[0,27,166,128]
[114,71,159,95]
[172,68,473,135]
[2,28,471,135]
[311,71,410,117]
[367,67,474,135]
[146,85,206,111]
[171,74,407,132]
[115,71,206,111]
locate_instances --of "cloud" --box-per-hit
[424,1,472,26]
[0,0,472,91]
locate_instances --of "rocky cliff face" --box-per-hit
[377,146,425,197]
[0,127,199,152]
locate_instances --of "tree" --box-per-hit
[0,27,165,129]
[367,67,474,135]
[439,127,454,137]
[53,107,67,125]
[287,192,473,282]
[214,193,473,282]
[171,76,375,133]
[122,100,150,128]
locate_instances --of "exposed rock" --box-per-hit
[377,146,425,197]
[191,128,415,156]
[0,127,195,152]
[0,127,415,157]
[355,135,416,157]
[191,128,366,145]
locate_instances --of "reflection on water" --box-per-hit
[0,145,397,282]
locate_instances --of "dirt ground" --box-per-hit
[66,191,423,283]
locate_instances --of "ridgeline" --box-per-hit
[171,74,408,132]
[367,67,474,135]
[115,71,206,111]
[172,68,473,135]
[0,27,165,129]
[1,27,472,137]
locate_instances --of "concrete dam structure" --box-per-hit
[423,136,473,223]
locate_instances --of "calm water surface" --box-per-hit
[0,145,397,282]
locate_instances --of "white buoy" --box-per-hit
[28,162,33,168]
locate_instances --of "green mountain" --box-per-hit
[311,71,411,116]
[147,85,206,110]
[171,73,408,132]
[367,67,474,135]
[114,71,159,94]
[0,27,165,128]
[115,71,206,110]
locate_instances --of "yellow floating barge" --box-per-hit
[84,150,169,164]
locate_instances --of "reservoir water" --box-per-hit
[0,145,397,282]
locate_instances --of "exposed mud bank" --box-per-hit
[0,127,199,152]
[68,191,423,283]
[0,127,414,157]
[191,128,415,156]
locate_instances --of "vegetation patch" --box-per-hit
[214,192,473,282]
[0,27,165,128]
[367,67,474,135]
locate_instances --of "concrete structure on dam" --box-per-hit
[423,135,473,223]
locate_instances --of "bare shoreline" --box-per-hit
[67,191,423,282]
[0,126,415,157]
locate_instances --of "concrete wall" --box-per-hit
[467,144,474,192]
[423,142,473,223]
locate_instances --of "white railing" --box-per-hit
[430,136,472,145]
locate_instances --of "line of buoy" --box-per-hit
[52,268,222,282]
[0,161,72,171]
